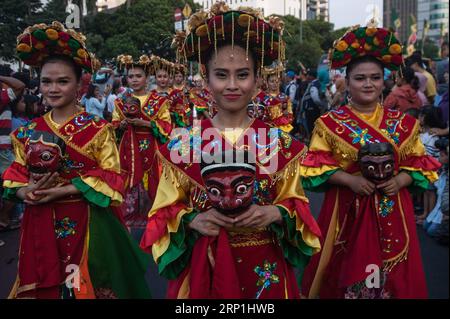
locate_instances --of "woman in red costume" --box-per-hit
[168,63,192,128]
[300,24,441,299]
[5,22,152,299]
[253,64,294,132]
[140,2,321,299]
[112,54,172,231]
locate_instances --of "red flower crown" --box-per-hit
[329,26,403,71]
[16,21,100,73]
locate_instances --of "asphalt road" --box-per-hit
[0,191,448,299]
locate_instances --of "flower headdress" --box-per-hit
[329,24,403,71]
[16,21,100,73]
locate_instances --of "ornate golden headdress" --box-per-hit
[172,1,285,70]
[149,55,176,76]
[116,54,153,74]
[261,62,285,79]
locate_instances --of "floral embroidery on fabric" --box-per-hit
[17,121,36,139]
[254,260,280,299]
[344,272,391,299]
[381,119,401,145]
[349,127,373,146]
[378,195,395,218]
[143,93,166,118]
[55,217,77,239]
[253,179,272,205]
[61,155,85,172]
[328,110,381,145]
[63,114,105,138]
[139,139,150,151]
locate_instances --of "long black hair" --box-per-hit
[420,105,446,129]
[399,65,420,91]
[85,83,99,99]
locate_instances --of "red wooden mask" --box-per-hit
[25,131,65,180]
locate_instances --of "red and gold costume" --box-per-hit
[112,88,172,227]
[168,87,192,127]
[253,90,294,133]
[3,110,151,298]
[189,87,212,119]
[300,104,440,298]
[140,119,321,298]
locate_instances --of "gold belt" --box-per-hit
[227,229,273,248]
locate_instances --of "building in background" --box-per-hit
[383,0,417,44]
[96,0,127,12]
[194,0,329,21]
[417,0,448,43]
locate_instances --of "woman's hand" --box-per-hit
[377,172,412,196]
[233,204,282,228]
[16,172,60,201]
[24,186,65,205]
[348,175,376,196]
[126,118,149,128]
[119,119,128,129]
[188,208,235,237]
[25,184,81,205]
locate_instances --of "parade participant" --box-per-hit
[6,22,152,298]
[189,72,212,120]
[140,2,321,299]
[168,63,192,128]
[150,55,173,97]
[253,63,294,132]
[112,54,172,230]
[300,24,441,299]
[173,63,187,91]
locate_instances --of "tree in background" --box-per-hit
[83,0,199,62]
[282,15,347,72]
[0,0,42,60]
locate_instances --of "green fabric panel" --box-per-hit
[2,187,20,202]
[404,170,430,194]
[302,169,339,192]
[150,121,168,144]
[157,211,200,280]
[87,205,152,298]
[271,206,314,286]
[172,113,187,128]
[72,177,111,208]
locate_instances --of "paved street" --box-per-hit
[0,191,448,299]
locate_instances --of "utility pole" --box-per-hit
[299,0,303,44]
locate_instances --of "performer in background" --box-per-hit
[253,63,294,133]
[300,24,441,299]
[112,54,172,232]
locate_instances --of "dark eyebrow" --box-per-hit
[41,76,71,81]
[353,72,382,77]
[213,68,251,72]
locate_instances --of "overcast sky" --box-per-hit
[329,0,384,30]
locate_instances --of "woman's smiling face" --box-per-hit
[206,45,256,113]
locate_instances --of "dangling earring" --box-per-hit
[379,94,384,106]
[347,92,353,105]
